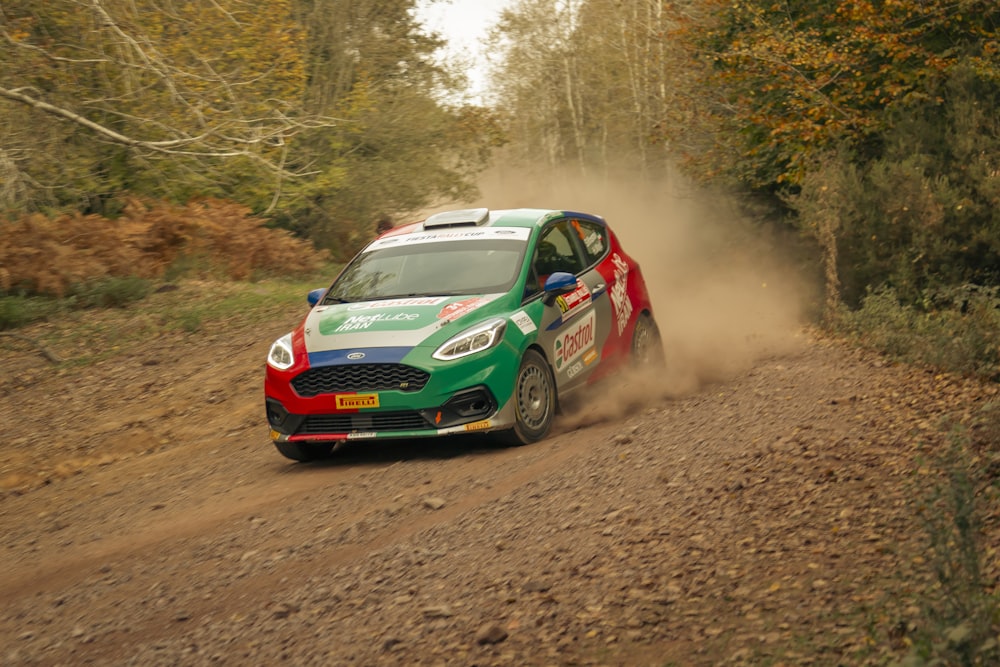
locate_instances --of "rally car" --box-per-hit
[265,207,662,461]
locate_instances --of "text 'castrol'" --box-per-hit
[555,311,595,369]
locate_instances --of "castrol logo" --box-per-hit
[554,311,595,369]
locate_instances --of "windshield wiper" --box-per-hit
[321,295,354,304]
[381,292,452,299]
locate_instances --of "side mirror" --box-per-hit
[307,288,326,306]
[542,272,578,304]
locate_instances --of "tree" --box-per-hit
[274,0,502,256]
[489,0,694,180]
[674,0,1000,190]
[0,0,325,214]
[1,0,503,260]
[660,0,1000,304]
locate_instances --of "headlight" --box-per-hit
[267,333,295,370]
[433,318,507,361]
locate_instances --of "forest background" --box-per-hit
[0,0,998,380]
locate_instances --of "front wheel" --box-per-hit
[274,441,334,462]
[631,313,664,368]
[499,349,555,446]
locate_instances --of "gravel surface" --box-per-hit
[2,315,997,666]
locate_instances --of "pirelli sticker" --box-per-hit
[464,420,492,432]
[335,393,380,410]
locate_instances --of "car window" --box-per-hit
[569,219,608,265]
[525,221,589,298]
[324,239,525,302]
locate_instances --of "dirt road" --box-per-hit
[1,292,996,666]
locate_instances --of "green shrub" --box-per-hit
[837,285,1000,380]
[0,295,53,330]
[900,437,1000,666]
[178,310,202,333]
[68,276,152,309]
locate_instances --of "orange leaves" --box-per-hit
[0,199,327,297]
[680,0,1000,188]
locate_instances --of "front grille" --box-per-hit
[299,411,429,434]
[292,364,429,397]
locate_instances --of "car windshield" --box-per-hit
[323,238,527,303]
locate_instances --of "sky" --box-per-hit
[414,0,515,103]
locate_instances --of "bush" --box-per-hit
[68,276,152,309]
[901,437,1000,666]
[0,295,56,330]
[0,197,329,298]
[836,285,1000,380]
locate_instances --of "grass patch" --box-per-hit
[68,276,153,309]
[0,295,56,330]
[1,266,339,366]
[834,285,1000,381]
[896,432,1000,666]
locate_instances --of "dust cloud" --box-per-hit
[461,165,818,428]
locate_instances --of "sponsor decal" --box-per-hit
[347,431,377,440]
[335,312,419,332]
[510,310,536,335]
[464,420,492,431]
[335,393,380,410]
[554,310,596,370]
[609,253,634,336]
[437,297,484,321]
[565,360,584,379]
[366,227,531,251]
[555,281,591,321]
[346,352,366,360]
[348,297,446,310]
[584,232,604,255]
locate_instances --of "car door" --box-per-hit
[568,217,633,367]
[528,219,613,392]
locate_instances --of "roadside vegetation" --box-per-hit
[3,0,995,380]
[895,400,1000,666]
[0,198,330,333]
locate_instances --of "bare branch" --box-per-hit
[1,27,107,64]
[0,85,338,175]
[0,85,211,149]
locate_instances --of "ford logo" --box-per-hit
[346,352,366,360]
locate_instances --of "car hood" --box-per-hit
[303,294,506,355]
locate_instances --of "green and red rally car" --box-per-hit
[265,207,662,461]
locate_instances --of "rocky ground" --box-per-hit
[1,290,997,666]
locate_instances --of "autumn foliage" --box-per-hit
[0,199,329,298]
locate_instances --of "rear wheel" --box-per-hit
[499,349,555,446]
[274,441,334,462]
[631,313,664,367]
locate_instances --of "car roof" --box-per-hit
[382,208,607,238]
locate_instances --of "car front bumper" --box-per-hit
[264,343,522,442]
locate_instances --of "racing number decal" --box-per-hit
[555,281,591,322]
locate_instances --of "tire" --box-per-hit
[631,313,664,367]
[499,349,556,446]
[274,441,334,462]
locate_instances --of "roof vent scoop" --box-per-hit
[423,208,490,229]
